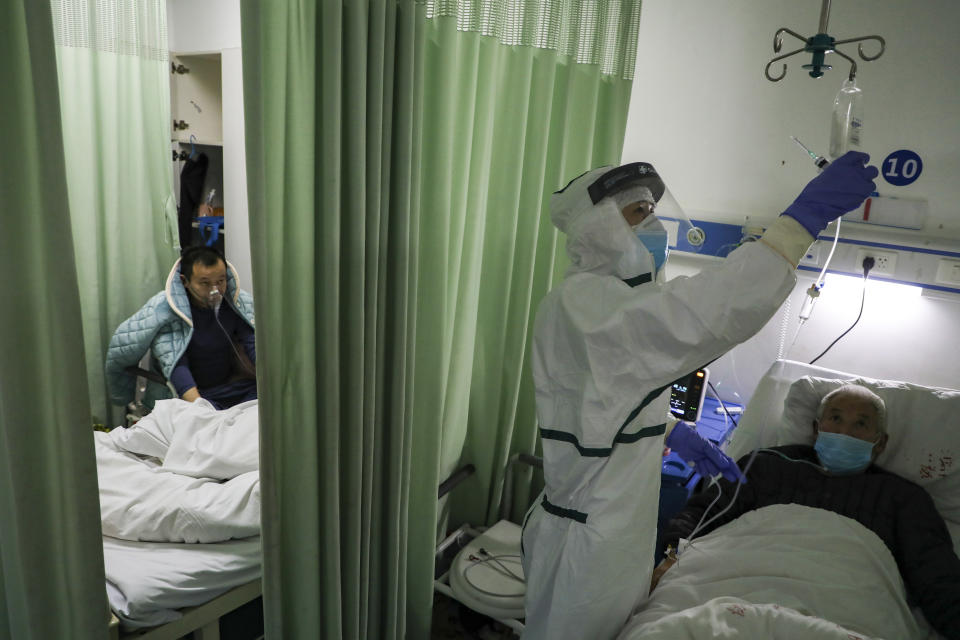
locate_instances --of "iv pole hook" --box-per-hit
[763,0,884,82]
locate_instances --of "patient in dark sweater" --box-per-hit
[658,385,960,639]
[169,296,256,409]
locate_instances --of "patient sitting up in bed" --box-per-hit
[656,384,960,639]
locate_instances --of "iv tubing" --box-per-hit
[679,423,763,555]
[788,218,842,354]
[682,451,753,548]
[816,218,841,290]
[679,373,774,555]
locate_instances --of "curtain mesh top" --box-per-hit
[51,0,168,61]
[426,0,642,80]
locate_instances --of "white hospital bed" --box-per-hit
[104,536,262,638]
[108,581,261,640]
[617,359,960,640]
[97,399,264,638]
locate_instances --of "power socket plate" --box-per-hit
[856,248,898,276]
[935,258,960,286]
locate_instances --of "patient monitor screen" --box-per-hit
[670,368,709,422]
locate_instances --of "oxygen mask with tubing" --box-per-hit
[207,286,223,313]
[208,287,256,378]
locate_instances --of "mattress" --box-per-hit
[104,534,261,628]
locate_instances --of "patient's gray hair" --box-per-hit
[816,384,887,434]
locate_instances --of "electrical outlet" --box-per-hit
[855,248,898,276]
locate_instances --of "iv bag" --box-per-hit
[829,78,864,159]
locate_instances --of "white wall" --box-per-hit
[167,0,241,51]
[665,253,960,406]
[628,1,960,402]
[167,0,252,294]
[221,47,252,293]
[623,0,960,235]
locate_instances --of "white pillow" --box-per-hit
[778,375,960,530]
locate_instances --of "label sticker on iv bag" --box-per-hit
[882,150,923,186]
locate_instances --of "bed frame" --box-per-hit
[107,579,262,640]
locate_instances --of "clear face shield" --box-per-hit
[589,163,706,266]
[653,185,706,253]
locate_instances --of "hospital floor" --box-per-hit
[431,593,517,639]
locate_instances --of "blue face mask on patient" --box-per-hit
[814,431,878,475]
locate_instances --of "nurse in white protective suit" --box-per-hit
[521,153,879,640]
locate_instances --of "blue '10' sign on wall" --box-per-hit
[882,149,923,186]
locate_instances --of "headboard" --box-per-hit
[726,359,960,554]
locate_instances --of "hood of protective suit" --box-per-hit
[550,166,666,282]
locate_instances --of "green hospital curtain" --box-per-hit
[50,0,179,426]
[409,2,639,634]
[0,2,109,639]
[415,2,639,537]
[242,2,424,638]
[241,0,640,638]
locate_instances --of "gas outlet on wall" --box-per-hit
[800,243,821,267]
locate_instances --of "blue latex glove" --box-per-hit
[666,422,746,484]
[781,150,880,238]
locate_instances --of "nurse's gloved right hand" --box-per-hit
[781,150,879,238]
[666,422,746,484]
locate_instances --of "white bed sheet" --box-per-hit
[104,535,262,629]
[619,505,938,640]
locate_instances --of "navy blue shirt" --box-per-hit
[170,297,256,396]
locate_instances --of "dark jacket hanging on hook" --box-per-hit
[178,152,208,248]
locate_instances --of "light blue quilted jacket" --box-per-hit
[104,258,255,406]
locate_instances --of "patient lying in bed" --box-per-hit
[655,385,960,639]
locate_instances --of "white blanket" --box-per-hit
[96,399,260,543]
[618,505,939,640]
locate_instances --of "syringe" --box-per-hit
[790,136,829,172]
[784,136,839,356]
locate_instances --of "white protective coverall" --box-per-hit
[521,165,815,640]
